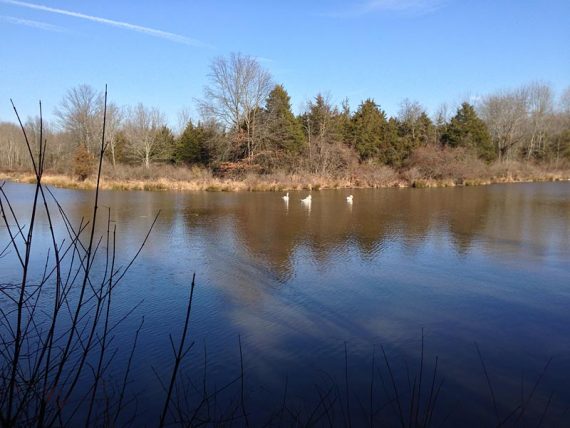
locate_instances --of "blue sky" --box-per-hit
[1,0,569,127]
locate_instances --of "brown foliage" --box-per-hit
[72,144,95,181]
[406,145,488,182]
[102,162,212,182]
[488,160,541,181]
[350,162,401,187]
[213,158,264,179]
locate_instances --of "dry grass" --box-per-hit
[350,163,402,188]
[2,157,569,193]
[102,163,212,182]
[487,160,570,183]
[403,146,570,187]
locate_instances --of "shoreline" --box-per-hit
[2,170,570,192]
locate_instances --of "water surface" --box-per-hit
[1,182,569,426]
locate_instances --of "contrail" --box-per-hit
[1,0,212,48]
[0,14,65,32]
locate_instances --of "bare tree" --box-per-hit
[54,84,103,155]
[551,87,570,165]
[176,106,193,135]
[431,103,448,145]
[479,83,558,161]
[479,88,528,161]
[198,52,272,159]
[398,99,425,141]
[0,122,27,170]
[105,103,124,167]
[398,99,423,123]
[560,86,570,115]
[124,103,165,168]
[434,103,450,127]
[302,93,348,174]
[524,82,553,159]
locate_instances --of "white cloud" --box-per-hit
[0,0,213,48]
[0,14,65,32]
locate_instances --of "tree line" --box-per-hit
[1,52,569,179]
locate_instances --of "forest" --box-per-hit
[2,53,570,190]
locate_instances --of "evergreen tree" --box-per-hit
[303,94,341,140]
[350,99,388,161]
[443,102,496,161]
[385,117,408,166]
[550,128,570,163]
[395,112,436,164]
[262,85,305,154]
[338,98,353,146]
[154,125,176,162]
[299,94,350,173]
[105,130,129,164]
[175,121,214,166]
[416,112,436,145]
[397,99,433,146]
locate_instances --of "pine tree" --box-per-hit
[299,94,350,174]
[416,112,436,145]
[262,85,305,154]
[443,102,495,161]
[154,125,176,162]
[350,99,388,161]
[385,117,407,166]
[397,99,434,146]
[175,121,214,166]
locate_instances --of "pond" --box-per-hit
[1,181,569,426]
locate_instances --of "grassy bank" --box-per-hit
[2,160,570,192]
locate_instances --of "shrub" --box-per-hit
[212,159,263,179]
[351,161,400,187]
[406,145,488,182]
[72,144,95,181]
[489,160,540,181]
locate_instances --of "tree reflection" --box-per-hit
[169,185,570,281]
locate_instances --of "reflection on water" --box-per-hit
[1,182,570,426]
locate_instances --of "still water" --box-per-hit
[1,182,570,426]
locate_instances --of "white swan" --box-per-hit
[346,195,353,203]
[282,192,289,202]
[301,194,312,203]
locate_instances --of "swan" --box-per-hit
[301,194,312,203]
[282,192,289,202]
[346,195,353,203]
